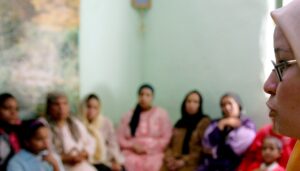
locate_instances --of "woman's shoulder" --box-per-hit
[208,118,221,124]
[194,116,212,134]
[195,115,211,126]
[120,110,134,122]
[240,115,256,128]
[201,114,211,121]
[240,114,254,122]
[70,116,86,129]
[99,115,114,127]
[9,150,32,163]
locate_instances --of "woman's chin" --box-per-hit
[275,123,300,139]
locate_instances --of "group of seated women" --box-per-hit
[0,84,296,171]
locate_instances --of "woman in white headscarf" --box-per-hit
[264,0,300,170]
[82,94,125,171]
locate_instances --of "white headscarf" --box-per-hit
[271,0,300,67]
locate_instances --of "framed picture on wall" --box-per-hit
[132,0,151,9]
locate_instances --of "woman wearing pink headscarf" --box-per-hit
[264,0,300,170]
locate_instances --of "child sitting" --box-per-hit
[7,119,64,171]
[254,136,285,171]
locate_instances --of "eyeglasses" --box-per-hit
[272,60,297,81]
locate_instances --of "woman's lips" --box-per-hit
[266,101,277,118]
[269,110,277,118]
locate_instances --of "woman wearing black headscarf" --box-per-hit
[117,84,172,171]
[160,90,210,171]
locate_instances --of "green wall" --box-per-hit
[80,0,273,128]
[143,0,270,127]
[80,0,143,122]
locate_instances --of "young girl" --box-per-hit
[7,119,64,171]
[237,124,295,171]
[254,136,285,171]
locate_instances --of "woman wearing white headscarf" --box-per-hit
[264,0,300,170]
[82,94,125,171]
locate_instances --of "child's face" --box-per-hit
[26,127,49,154]
[262,138,281,165]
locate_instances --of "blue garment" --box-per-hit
[7,150,54,171]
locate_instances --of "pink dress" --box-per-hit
[117,107,172,171]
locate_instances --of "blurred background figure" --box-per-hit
[82,94,125,171]
[7,119,64,171]
[160,90,211,171]
[45,92,97,171]
[253,136,285,171]
[117,84,172,171]
[197,92,256,171]
[0,93,21,170]
[237,124,296,171]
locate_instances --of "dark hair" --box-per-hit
[0,93,15,108]
[129,84,155,137]
[19,119,46,148]
[85,94,100,104]
[137,84,154,95]
[175,90,207,154]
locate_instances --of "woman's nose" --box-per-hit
[264,71,278,95]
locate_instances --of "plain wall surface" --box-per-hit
[80,0,273,127]
[80,0,143,122]
[143,0,270,127]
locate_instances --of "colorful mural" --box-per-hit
[0,0,80,117]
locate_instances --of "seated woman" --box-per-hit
[197,92,256,171]
[237,124,296,171]
[0,93,21,170]
[160,90,211,171]
[82,94,125,171]
[7,119,64,171]
[117,84,172,171]
[45,92,97,171]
